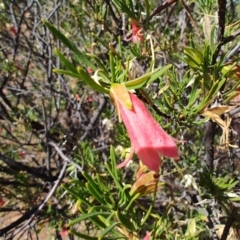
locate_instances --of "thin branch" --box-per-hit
[48,141,83,172]
[0,153,56,182]
[220,206,236,240]
[212,0,227,65]
[203,120,216,170]
[149,0,177,20]
[2,162,67,239]
[80,95,107,141]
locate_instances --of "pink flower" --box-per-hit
[126,19,144,43]
[131,20,144,43]
[143,231,151,240]
[117,93,178,172]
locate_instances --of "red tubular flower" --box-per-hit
[117,93,178,172]
[130,20,144,43]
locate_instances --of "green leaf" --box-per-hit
[110,146,118,178]
[228,196,240,202]
[86,182,107,205]
[54,48,78,74]
[98,222,120,239]
[96,175,115,206]
[124,64,172,89]
[69,231,99,240]
[83,172,114,206]
[53,69,80,78]
[109,51,116,82]
[115,210,135,231]
[163,94,173,110]
[144,0,151,23]
[184,47,203,65]
[53,68,109,93]
[83,172,104,197]
[68,211,110,226]
[62,186,92,207]
[147,64,172,84]
[111,0,137,19]
[187,81,201,108]
[70,230,123,240]
[105,161,130,207]
[88,53,109,73]
[199,77,226,111]
[41,19,96,70]
[77,67,109,93]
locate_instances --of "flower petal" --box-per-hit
[118,93,178,172]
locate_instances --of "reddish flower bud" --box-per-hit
[131,20,144,43]
[86,66,93,74]
[0,198,4,207]
[117,93,178,172]
[59,225,69,236]
[10,26,17,35]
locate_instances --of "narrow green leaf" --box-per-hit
[86,182,106,205]
[105,162,130,207]
[184,54,200,69]
[105,162,123,192]
[110,146,118,177]
[119,183,132,207]
[70,230,122,240]
[77,67,109,93]
[70,230,99,240]
[96,174,115,205]
[109,51,116,82]
[229,197,240,201]
[144,0,150,23]
[111,0,136,19]
[147,64,172,84]
[83,172,104,197]
[124,64,172,89]
[96,174,110,193]
[88,53,109,73]
[54,48,78,74]
[115,210,135,231]
[125,192,140,211]
[163,94,173,110]
[140,203,153,228]
[68,211,110,226]
[62,186,92,207]
[41,19,96,70]
[53,68,109,93]
[184,47,203,65]
[98,222,120,240]
[187,82,201,108]
[199,78,226,110]
[53,69,80,78]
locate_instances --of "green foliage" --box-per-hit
[2,0,240,239]
[200,171,240,201]
[45,0,240,238]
